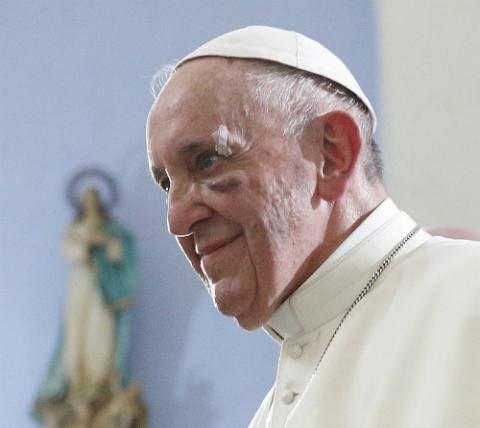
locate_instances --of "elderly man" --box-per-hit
[146,26,480,427]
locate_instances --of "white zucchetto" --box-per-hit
[176,25,376,131]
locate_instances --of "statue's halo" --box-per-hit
[67,167,118,210]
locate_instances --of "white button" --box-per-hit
[281,390,296,405]
[288,344,303,359]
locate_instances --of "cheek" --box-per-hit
[253,172,313,244]
[240,167,316,294]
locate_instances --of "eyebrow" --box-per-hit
[178,140,212,156]
[150,140,213,183]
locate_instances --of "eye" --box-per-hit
[196,151,222,170]
[159,176,170,192]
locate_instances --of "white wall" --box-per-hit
[376,0,480,230]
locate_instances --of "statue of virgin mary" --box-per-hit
[34,171,146,427]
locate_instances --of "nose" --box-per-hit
[167,181,213,236]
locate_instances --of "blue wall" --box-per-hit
[0,1,377,427]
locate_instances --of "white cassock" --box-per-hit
[249,199,480,428]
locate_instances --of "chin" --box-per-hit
[233,303,273,331]
[212,277,255,316]
[214,296,264,330]
[213,293,249,318]
[235,314,263,331]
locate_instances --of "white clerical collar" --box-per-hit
[264,198,429,343]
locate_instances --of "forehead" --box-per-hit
[147,58,252,164]
[148,59,250,133]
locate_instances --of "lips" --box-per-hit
[196,234,241,257]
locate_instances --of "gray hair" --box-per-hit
[151,59,383,183]
[151,64,176,99]
[245,61,383,183]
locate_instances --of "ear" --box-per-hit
[312,111,362,201]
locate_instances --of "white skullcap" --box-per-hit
[176,25,376,132]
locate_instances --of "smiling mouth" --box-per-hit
[196,234,242,258]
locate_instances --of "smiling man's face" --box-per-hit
[147,58,326,329]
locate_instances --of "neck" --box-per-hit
[324,181,387,259]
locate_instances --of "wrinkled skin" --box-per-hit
[146,58,367,330]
